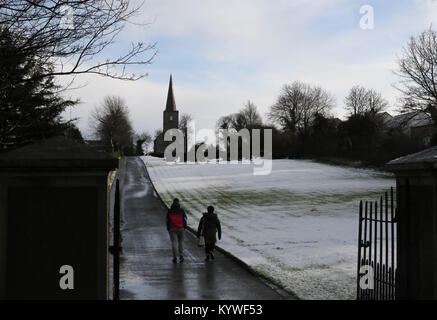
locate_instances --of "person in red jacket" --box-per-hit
[166,198,187,263]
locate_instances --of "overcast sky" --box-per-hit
[60,0,437,139]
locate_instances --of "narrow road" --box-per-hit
[117,157,288,300]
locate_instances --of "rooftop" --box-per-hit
[411,117,434,128]
[385,111,419,129]
[386,146,437,171]
[0,136,118,170]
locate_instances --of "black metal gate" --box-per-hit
[109,178,121,300]
[357,187,397,300]
[113,179,121,300]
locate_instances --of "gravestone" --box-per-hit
[0,137,118,299]
[387,146,437,299]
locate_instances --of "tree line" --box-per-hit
[209,27,437,166]
[212,82,424,166]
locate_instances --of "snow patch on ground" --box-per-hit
[142,156,394,300]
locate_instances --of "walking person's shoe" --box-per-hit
[172,257,177,263]
[179,255,184,262]
[205,253,210,261]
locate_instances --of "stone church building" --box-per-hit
[153,75,179,157]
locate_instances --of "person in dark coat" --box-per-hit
[166,198,187,263]
[197,205,221,261]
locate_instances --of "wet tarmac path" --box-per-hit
[115,157,289,300]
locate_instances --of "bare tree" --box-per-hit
[300,86,335,130]
[0,0,156,84]
[230,112,247,131]
[345,85,388,116]
[345,85,369,115]
[90,95,134,155]
[367,89,388,115]
[239,101,263,128]
[215,101,262,132]
[179,113,193,132]
[395,28,437,122]
[268,81,334,133]
[216,115,234,130]
[154,129,162,139]
[135,131,151,155]
[268,82,305,133]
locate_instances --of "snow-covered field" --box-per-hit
[142,156,395,300]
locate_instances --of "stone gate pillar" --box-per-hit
[387,146,437,299]
[0,137,118,299]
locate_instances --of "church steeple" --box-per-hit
[165,74,177,111]
[154,74,180,156]
[163,74,179,135]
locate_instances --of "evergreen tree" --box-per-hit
[0,28,77,152]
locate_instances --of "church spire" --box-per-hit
[165,74,177,111]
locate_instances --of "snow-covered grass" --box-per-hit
[142,156,395,300]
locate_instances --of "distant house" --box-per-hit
[385,111,428,134]
[377,111,393,124]
[384,111,434,144]
[410,118,435,145]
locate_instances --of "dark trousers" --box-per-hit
[169,228,184,258]
[205,243,215,255]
